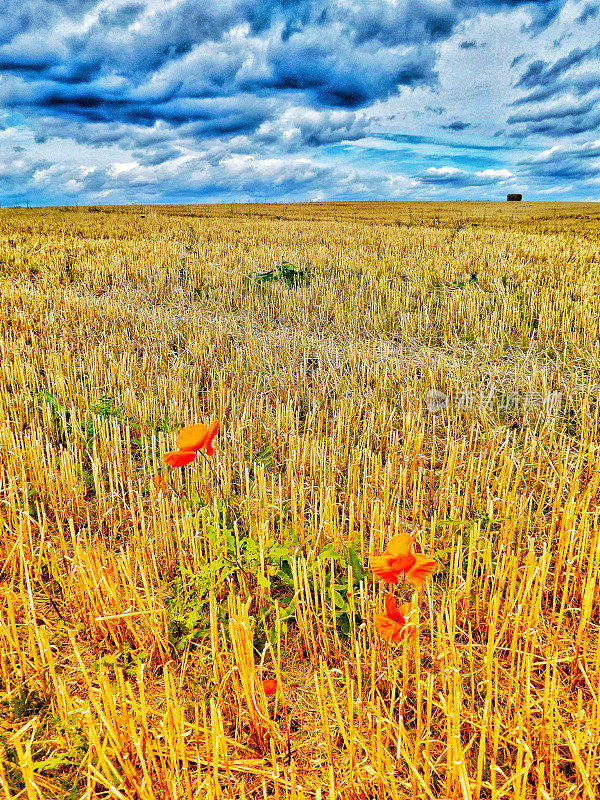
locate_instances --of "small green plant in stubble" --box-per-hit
[1,687,89,797]
[448,273,478,290]
[33,390,138,444]
[31,389,70,445]
[163,428,368,659]
[166,493,367,658]
[244,260,308,288]
[36,388,171,462]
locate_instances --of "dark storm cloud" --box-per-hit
[442,121,471,131]
[452,0,564,35]
[515,43,600,90]
[509,99,597,124]
[510,36,600,117]
[1,1,285,86]
[4,75,272,133]
[0,0,571,133]
[523,141,600,183]
[508,105,600,137]
[262,37,436,108]
[346,2,456,47]
[509,34,600,137]
[0,1,452,120]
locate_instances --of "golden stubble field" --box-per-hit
[0,201,599,799]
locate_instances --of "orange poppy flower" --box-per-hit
[163,450,196,468]
[162,419,220,468]
[405,553,437,589]
[370,534,435,588]
[374,595,417,644]
[262,679,278,695]
[176,419,220,455]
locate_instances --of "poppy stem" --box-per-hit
[199,451,223,492]
[162,474,181,499]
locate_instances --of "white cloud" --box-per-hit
[219,154,320,185]
[535,145,562,161]
[426,166,463,175]
[109,161,139,176]
[474,168,514,179]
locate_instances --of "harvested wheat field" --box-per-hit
[1,201,600,799]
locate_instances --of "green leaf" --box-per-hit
[280,599,295,618]
[256,572,270,591]
[269,543,290,560]
[338,613,351,636]
[43,390,65,414]
[34,755,77,771]
[224,527,236,557]
[244,538,259,561]
[318,543,336,560]
[347,547,363,582]
[276,568,295,589]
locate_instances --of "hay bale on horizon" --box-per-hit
[507,193,522,201]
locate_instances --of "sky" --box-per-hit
[0,0,599,205]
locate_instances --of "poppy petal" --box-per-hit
[405,554,436,589]
[176,423,208,451]
[370,554,401,583]
[386,534,415,571]
[386,533,412,558]
[163,450,196,468]
[374,614,400,643]
[376,610,417,644]
[384,594,402,621]
[197,419,220,454]
[374,615,410,644]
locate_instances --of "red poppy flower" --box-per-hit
[374,595,417,644]
[176,419,220,455]
[370,533,435,588]
[163,450,196,468]
[405,553,437,589]
[162,419,220,467]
